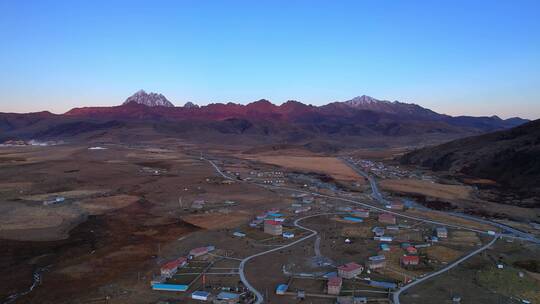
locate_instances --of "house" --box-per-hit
[374,236,393,242]
[386,225,400,231]
[343,216,363,223]
[43,196,66,206]
[401,255,420,266]
[276,284,288,295]
[191,290,211,301]
[282,232,295,239]
[337,206,352,212]
[151,283,189,292]
[294,206,311,214]
[337,262,363,279]
[249,219,263,227]
[302,197,314,204]
[372,227,385,237]
[160,257,187,278]
[337,296,368,304]
[215,292,240,304]
[264,220,283,236]
[191,199,205,209]
[233,231,246,238]
[389,200,404,210]
[352,208,370,218]
[378,213,396,225]
[189,246,215,258]
[405,246,418,255]
[367,259,386,270]
[327,277,343,295]
[435,227,448,238]
[367,255,386,269]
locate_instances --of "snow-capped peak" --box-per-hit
[345,95,392,106]
[123,90,174,107]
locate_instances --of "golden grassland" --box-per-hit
[242,155,365,183]
[182,210,251,229]
[380,178,473,201]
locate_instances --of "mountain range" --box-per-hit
[0,90,530,149]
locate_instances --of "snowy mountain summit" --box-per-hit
[123,90,174,107]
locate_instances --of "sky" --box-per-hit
[0,0,539,119]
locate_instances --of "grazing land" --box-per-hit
[244,155,365,183]
[379,179,473,201]
[0,142,538,304]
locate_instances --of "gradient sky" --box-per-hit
[0,0,539,119]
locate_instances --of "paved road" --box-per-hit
[392,236,499,304]
[341,157,540,244]
[203,156,536,303]
[238,213,338,304]
[342,159,386,205]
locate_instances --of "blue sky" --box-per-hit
[0,0,539,119]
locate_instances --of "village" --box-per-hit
[146,156,493,304]
[0,142,537,304]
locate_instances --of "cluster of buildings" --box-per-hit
[247,208,298,239]
[352,158,409,179]
[151,245,215,292]
[191,290,242,303]
[245,170,286,184]
[385,200,404,210]
[1,139,61,147]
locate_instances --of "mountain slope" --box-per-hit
[400,119,540,200]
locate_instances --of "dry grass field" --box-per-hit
[181,211,251,229]
[244,155,364,182]
[405,209,494,231]
[22,189,109,202]
[380,178,473,201]
[75,194,140,215]
[447,230,482,245]
[425,245,463,263]
[0,201,85,241]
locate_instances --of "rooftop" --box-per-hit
[338,262,363,272]
[328,277,343,287]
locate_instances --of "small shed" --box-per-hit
[191,290,211,301]
[275,284,288,295]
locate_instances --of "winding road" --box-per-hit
[238,213,338,304]
[392,236,499,304]
[203,155,535,304]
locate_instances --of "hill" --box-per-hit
[400,119,540,202]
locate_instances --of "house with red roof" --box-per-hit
[338,262,364,279]
[264,219,283,235]
[378,213,396,224]
[389,200,404,210]
[405,246,418,255]
[400,255,420,267]
[189,245,215,258]
[160,257,187,278]
[327,277,343,295]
